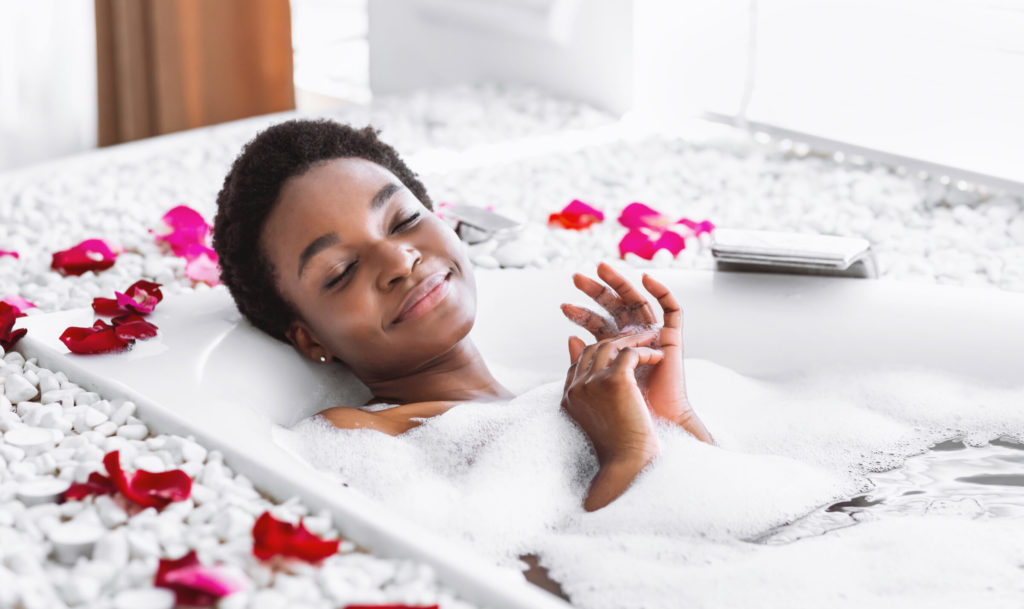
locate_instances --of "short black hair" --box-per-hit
[212,119,434,344]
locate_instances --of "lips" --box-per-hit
[393,271,451,325]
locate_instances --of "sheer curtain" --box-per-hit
[0,1,97,171]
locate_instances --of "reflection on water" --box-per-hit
[753,437,1024,544]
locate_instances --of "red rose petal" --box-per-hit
[103,450,191,509]
[252,511,341,563]
[155,550,244,607]
[51,239,118,276]
[0,301,27,351]
[111,314,159,341]
[1,295,35,314]
[59,320,132,354]
[91,297,123,316]
[63,472,116,501]
[130,469,192,504]
[548,199,604,230]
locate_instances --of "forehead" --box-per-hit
[279,157,395,209]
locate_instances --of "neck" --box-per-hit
[360,337,514,405]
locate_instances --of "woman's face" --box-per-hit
[260,157,476,380]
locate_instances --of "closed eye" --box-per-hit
[392,211,421,233]
[324,262,356,290]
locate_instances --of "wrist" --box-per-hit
[583,446,658,512]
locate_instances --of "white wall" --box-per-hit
[368,0,634,114]
[0,1,97,172]
[744,0,1024,185]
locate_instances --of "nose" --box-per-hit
[375,241,422,291]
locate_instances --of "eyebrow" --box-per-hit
[296,182,402,278]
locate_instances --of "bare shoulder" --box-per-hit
[317,401,460,436]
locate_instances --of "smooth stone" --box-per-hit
[2,374,38,402]
[4,427,54,454]
[113,587,175,609]
[94,530,129,568]
[133,453,166,472]
[117,424,149,441]
[17,478,71,506]
[48,522,103,564]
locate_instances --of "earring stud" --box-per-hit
[319,355,327,363]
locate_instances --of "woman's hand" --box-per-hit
[561,332,663,510]
[561,263,715,445]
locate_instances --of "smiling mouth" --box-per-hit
[392,271,453,325]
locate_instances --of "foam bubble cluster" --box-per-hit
[278,358,1024,609]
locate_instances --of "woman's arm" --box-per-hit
[561,333,663,512]
[319,401,459,436]
[583,447,657,512]
[318,407,419,436]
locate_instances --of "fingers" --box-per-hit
[568,335,586,364]
[572,273,621,313]
[584,332,658,373]
[641,273,682,331]
[596,262,658,325]
[611,346,665,376]
[560,303,617,340]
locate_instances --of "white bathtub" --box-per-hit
[15,268,1024,607]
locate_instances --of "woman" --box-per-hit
[212,119,714,513]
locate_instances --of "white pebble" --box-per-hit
[74,391,100,406]
[94,530,129,567]
[127,530,160,560]
[4,427,55,455]
[117,424,148,441]
[95,495,128,528]
[113,587,175,609]
[94,421,118,436]
[61,574,103,605]
[213,505,255,541]
[2,351,25,367]
[48,521,103,564]
[2,374,37,403]
[16,477,71,506]
[133,453,165,472]
[37,372,60,394]
[109,401,136,426]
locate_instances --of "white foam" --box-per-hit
[276,357,1024,608]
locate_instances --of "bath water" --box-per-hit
[273,359,1024,609]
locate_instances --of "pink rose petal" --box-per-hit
[154,205,211,256]
[618,228,657,260]
[618,202,670,229]
[1,295,35,314]
[0,250,18,259]
[184,244,221,286]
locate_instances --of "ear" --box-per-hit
[285,319,332,363]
